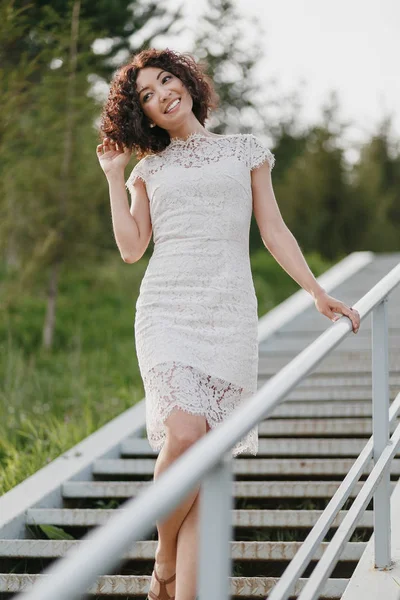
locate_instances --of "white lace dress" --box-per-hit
[125,132,275,456]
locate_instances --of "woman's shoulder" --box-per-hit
[126,154,153,188]
[223,132,268,150]
[220,132,275,171]
[126,149,168,189]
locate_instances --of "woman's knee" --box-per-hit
[164,409,207,454]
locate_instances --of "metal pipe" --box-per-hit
[198,451,233,600]
[297,421,400,600]
[267,390,400,600]
[372,297,391,568]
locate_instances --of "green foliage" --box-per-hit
[252,96,400,259]
[5,0,183,80]
[94,499,121,510]
[350,116,400,251]
[0,0,185,349]
[271,95,351,260]
[38,525,75,540]
[0,252,146,495]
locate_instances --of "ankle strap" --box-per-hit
[153,565,176,584]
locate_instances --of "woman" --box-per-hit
[96,47,360,600]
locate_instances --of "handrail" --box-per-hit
[268,388,400,600]
[299,417,400,600]
[16,261,400,600]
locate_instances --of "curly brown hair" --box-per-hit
[98,47,219,159]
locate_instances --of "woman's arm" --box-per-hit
[97,137,149,263]
[251,162,360,333]
[107,171,141,263]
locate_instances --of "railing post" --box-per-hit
[372,296,392,569]
[197,450,233,600]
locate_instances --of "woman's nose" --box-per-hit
[160,91,172,104]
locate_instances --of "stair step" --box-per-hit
[92,457,400,477]
[121,437,385,457]
[0,539,367,561]
[261,375,400,388]
[275,387,399,402]
[62,480,391,499]
[258,418,395,436]
[25,508,374,528]
[0,573,349,597]
[270,401,374,418]
[260,340,400,354]
[258,355,400,374]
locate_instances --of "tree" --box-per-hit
[0,0,46,268]
[272,93,353,260]
[5,0,184,81]
[1,1,106,349]
[0,0,185,349]
[191,0,274,136]
[349,115,400,251]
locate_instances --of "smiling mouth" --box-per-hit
[165,98,181,114]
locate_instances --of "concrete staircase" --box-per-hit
[0,252,399,599]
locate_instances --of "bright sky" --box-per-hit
[148,0,400,157]
[243,0,400,143]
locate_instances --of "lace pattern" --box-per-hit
[249,133,276,171]
[143,360,258,457]
[126,133,275,191]
[125,133,275,458]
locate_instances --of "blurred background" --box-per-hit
[1,0,399,494]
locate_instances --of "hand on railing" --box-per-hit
[312,290,360,333]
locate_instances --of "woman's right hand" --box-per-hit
[96,137,132,178]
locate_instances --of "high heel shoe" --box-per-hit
[147,563,176,600]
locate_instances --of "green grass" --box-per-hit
[0,248,334,495]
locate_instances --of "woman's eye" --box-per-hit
[143,75,172,102]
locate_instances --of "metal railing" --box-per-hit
[17,262,400,600]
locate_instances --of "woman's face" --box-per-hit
[136,66,193,132]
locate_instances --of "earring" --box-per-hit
[149,122,156,128]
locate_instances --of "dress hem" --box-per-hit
[145,402,258,458]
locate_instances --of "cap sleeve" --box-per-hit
[125,159,147,196]
[249,134,275,171]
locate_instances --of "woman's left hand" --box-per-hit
[313,290,360,333]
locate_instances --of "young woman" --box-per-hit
[96,47,360,600]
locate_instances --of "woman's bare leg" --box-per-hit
[174,491,201,600]
[149,442,201,597]
[174,419,211,600]
[147,410,209,599]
